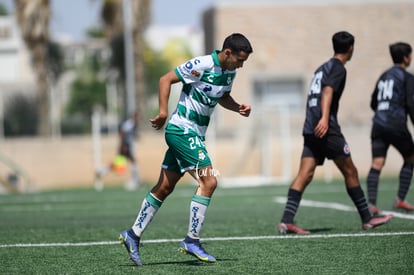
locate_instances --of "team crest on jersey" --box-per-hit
[227,76,232,85]
[343,143,350,155]
[191,70,200,77]
[198,149,206,161]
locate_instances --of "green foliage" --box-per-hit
[108,35,187,98]
[0,3,8,16]
[46,41,64,83]
[63,34,194,133]
[86,26,105,39]
[63,76,106,134]
[161,38,193,67]
[63,45,108,134]
[144,46,172,97]
[109,34,125,79]
[66,77,106,115]
[3,94,38,136]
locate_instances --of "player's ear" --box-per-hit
[403,54,411,66]
[223,48,232,57]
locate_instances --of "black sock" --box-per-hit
[280,189,302,224]
[366,168,380,205]
[398,163,413,201]
[347,186,371,223]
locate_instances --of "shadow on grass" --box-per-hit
[121,258,234,267]
[308,227,334,233]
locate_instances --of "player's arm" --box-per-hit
[218,92,251,117]
[405,74,414,124]
[314,85,334,138]
[370,84,378,111]
[150,70,180,129]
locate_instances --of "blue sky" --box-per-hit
[0,0,215,41]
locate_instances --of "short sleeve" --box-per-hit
[174,57,207,84]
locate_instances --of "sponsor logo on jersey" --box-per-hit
[185,61,193,70]
[191,70,200,77]
[203,85,212,93]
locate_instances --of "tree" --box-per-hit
[4,94,38,136]
[15,0,51,136]
[101,0,151,118]
[0,3,8,15]
[131,0,151,118]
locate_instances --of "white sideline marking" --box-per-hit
[2,231,414,248]
[274,196,414,220]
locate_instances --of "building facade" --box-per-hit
[202,0,414,185]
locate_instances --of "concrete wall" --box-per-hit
[0,124,406,191]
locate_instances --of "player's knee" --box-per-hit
[201,176,217,191]
[299,171,314,185]
[344,166,359,180]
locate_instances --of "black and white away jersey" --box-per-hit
[303,58,346,136]
[370,65,414,130]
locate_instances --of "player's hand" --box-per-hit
[239,104,251,117]
[149,113,167,130]
[314,119,328,138]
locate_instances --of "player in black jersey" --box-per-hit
[367,42,414,214]
[278,31,393,234]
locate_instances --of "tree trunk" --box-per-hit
[33,42,50,136]
[14,0,51,136]
[131,0,150,119]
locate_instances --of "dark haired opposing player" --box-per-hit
[277,31,393,234]
[367,42,414,214]
[119,33,253,265]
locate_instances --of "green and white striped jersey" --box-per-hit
[166,50,237,139]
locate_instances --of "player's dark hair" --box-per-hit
[389,42,412,64]
[332,31,354,54]
[222,33,253,54]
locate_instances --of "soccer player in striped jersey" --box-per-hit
[277,31,393,235]
[119,33,253,265]
[367,42,414,214]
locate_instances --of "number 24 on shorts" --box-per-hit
[188,136,205,150]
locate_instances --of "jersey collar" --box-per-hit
[212,50,221,67]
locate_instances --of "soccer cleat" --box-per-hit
[278,222,310,234]
[394,199,414,211]
[119,230,142,266]
[179,237,216,263]
[368,203,380,215]
[362,214,393,230]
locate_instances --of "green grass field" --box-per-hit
[1,179,414,274]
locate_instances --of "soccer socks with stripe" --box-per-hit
[130,164,140,183]
[187,194,211,239]
[347,186,371,223]
[398,162,413,201]
[131,192,163,237]
[280,189,302,224]
[366,168,380,205]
